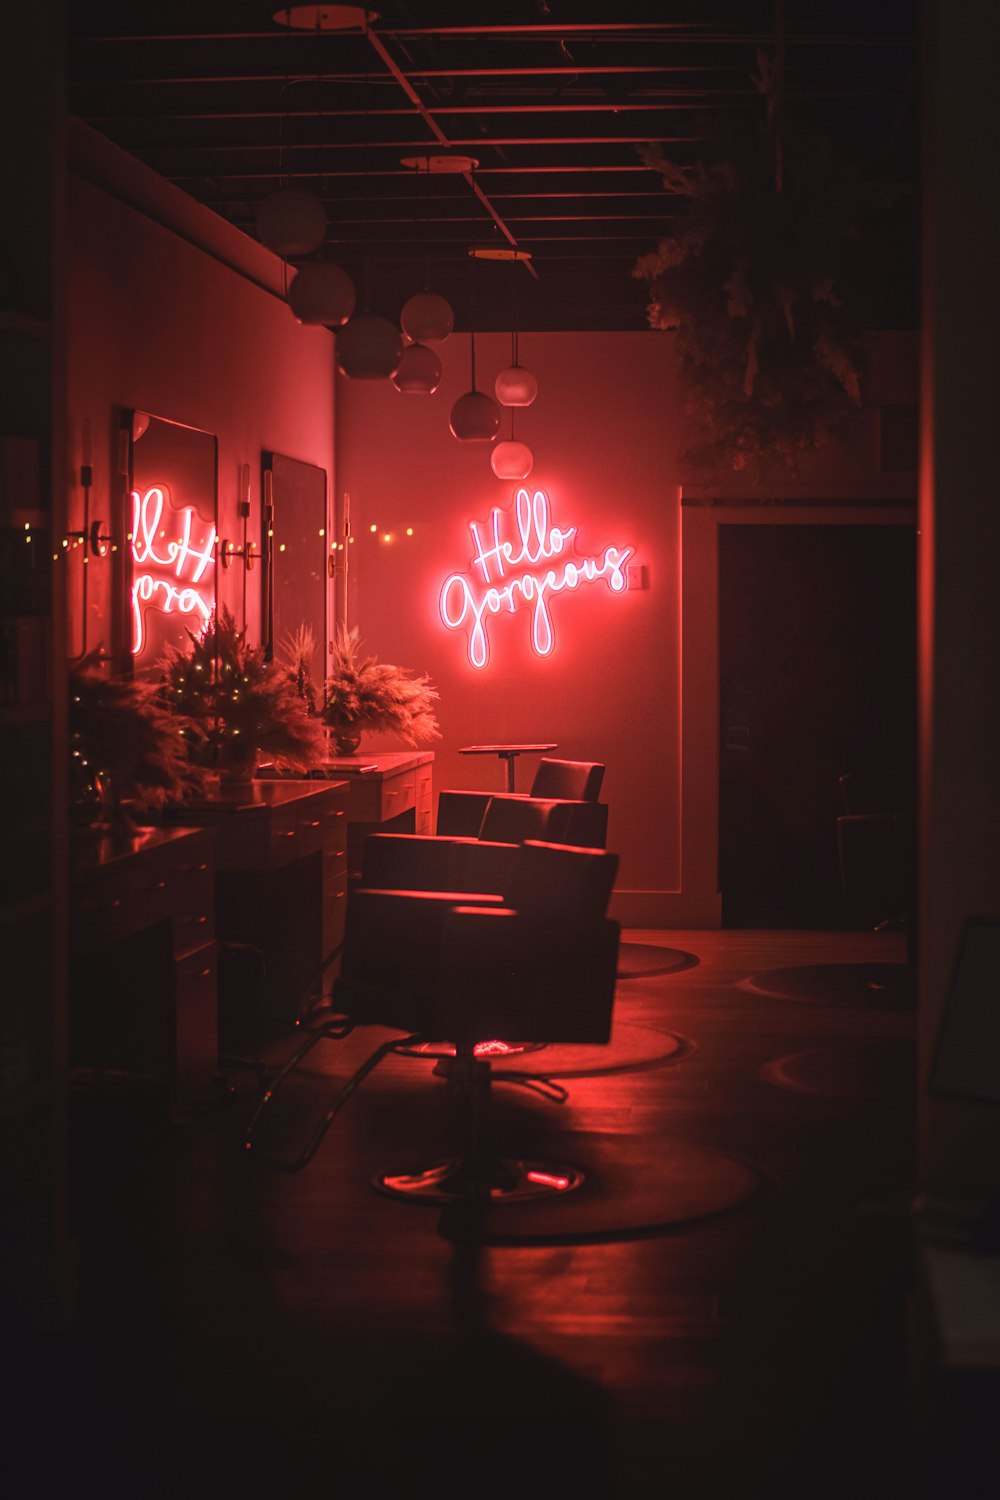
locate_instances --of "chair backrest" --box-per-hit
[477,794,568,845]
[529,757,605,801]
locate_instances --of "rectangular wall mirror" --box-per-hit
[123,410,218,678]
[262,452,329,698]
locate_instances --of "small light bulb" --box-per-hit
[406,527,414,537]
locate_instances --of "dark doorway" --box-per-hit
[718,523,917,928]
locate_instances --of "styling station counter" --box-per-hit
[70,824,219,1107]
[158,779,350,1045]
[300,750,434,880]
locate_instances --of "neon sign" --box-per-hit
[130,485,217,656]
[439,487,634,669]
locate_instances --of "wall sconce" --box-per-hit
[219,538,259,570]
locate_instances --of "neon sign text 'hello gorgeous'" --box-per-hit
[439,487,634,669]
[130,485,217,656]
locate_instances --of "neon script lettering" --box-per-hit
[439,487,633,669]
[130,485,217,656]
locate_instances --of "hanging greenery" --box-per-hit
[633,114,870,476]
[158,607,324,774]
[324,625,440,745]
[69,650,207,818]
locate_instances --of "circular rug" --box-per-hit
[617,943,700,979]
[759,1038,917,1104]
[430,1130,760,1243]
[489,1021,693,1079]
[738,963,915,1010]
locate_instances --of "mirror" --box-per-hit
[262,452,329,698]
[123,411,218,678]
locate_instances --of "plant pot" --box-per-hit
[216,743,258,786]
[331,726,362,757]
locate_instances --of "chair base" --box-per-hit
[373,1155,585,1204]
[392,1039,547,1060]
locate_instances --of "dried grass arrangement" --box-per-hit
[323,626,440,749]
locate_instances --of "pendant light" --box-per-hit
[450,333,501,441]
[337,312,404,380]
[255,186,327,257]
[495,261,538,406]
[491,405,533,479]
[288,260,357,326]
[392,341,442,394]
[400,292,454,344]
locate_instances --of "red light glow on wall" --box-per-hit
[439,487,634,668]
[130,485,217,656]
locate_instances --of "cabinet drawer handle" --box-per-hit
[281,829,297,838]
[335,809,345,818]
[146,880,168,891]
[308,820,321,828]
[183,915,209,926]
[196,968,212,979]
[184,863,210,874]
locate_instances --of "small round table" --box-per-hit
[458,742,557,793]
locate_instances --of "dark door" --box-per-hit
[718,523,917,928]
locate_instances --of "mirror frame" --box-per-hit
[260,450,330,681]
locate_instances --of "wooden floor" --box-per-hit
[27,928,922,1498]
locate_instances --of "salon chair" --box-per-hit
[437,757,606,843]
[245,839,620,1203]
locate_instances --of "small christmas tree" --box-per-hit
[159,607,324,775]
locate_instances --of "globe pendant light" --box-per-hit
[491,405,533,479]
[337,313,404,380]
[255,186,327,257]
[495,331,538,407]
[450,333,501,442]
[392,341,442,395]
[401,291,454,343]
[491,440,534,480]
[288,261,356,326]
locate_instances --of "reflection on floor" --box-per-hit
[24,929,921,1497]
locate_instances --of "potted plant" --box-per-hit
[69,649,208,826]
[158,607,324,782]
[323,625,440,756]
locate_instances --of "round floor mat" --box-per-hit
[489,1020,693,1079]
[617,943,700,979]
[738,963,915,1010]
[759,1038,917,1103]
[430,1130,760,1243]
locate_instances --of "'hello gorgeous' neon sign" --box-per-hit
[130,485,217,656]
[439,487,634,669]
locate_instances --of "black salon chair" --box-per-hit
[437,757,607,843]
[245,839,620,1203]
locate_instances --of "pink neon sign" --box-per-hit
[439,487,634,668]
[130,485,217,656]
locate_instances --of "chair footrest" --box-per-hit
[372,1155,584,1204]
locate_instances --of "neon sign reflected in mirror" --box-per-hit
[439,487,634,669]
[124,411,218,675]
[130,484,217,656]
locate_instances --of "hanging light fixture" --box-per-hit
[288,261,357,326]
[400,292,454,344]
[255,186,327,257]
[392,341,442,395]
[337,313,404,380]
[494,255,538,405]
[450,333,501,442]
[491,404,533,479]
[397,154,460,342]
